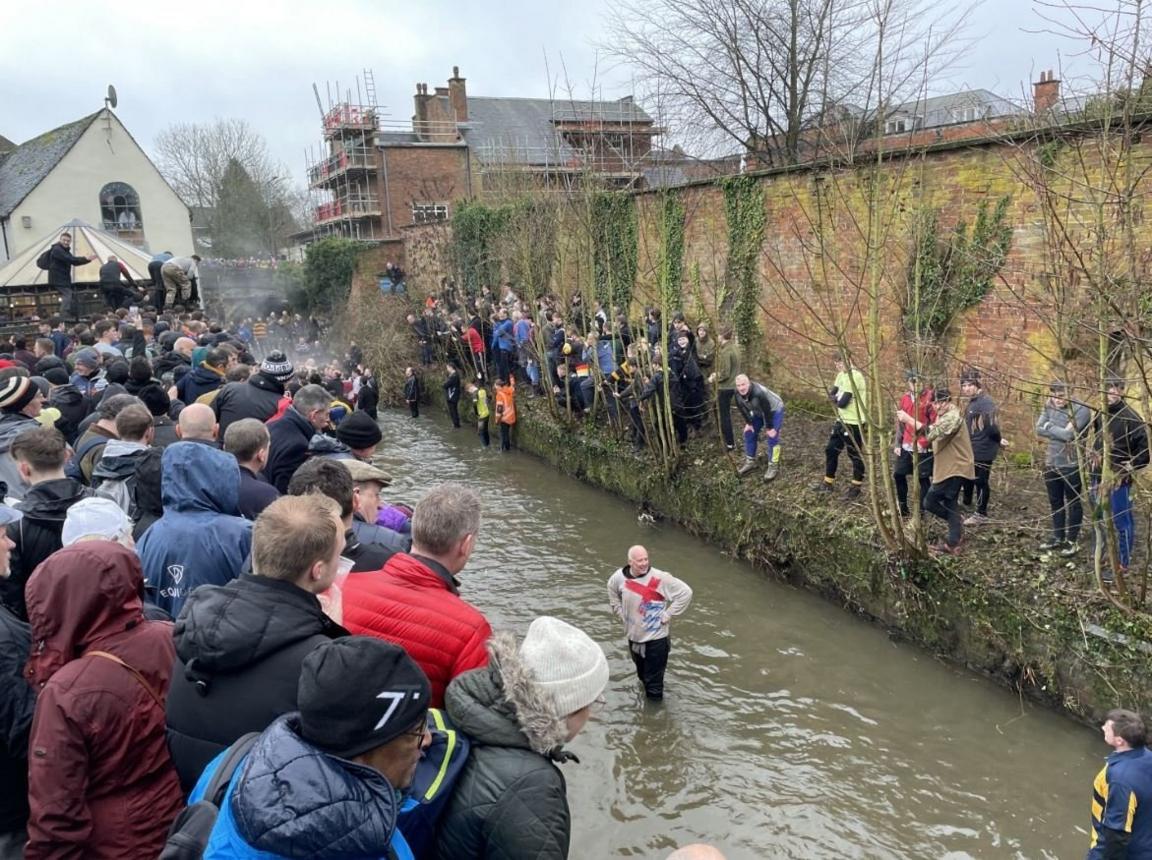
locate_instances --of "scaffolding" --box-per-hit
[304,70,386,242]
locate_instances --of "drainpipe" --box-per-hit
[380,148,394,238]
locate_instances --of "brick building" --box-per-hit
[304,67,661,263]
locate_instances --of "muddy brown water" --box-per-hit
[373,408,1101,859]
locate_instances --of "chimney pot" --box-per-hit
[453,65,460,78]
[1033,67,1061,113]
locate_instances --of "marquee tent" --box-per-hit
[0,219,154,287]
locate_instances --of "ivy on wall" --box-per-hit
[500,198,558,299]
[657,192,686,312]
[721,175,766,355]
[292,238,362,312]
[591,192,638,310]
[905,195,1013,340]
[450,200,507,294]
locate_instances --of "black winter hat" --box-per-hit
[298,637,430,759]
[34,356,66,375]
[336,411,382,449]
[42,367,69,387]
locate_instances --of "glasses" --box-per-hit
[335,556,355,576]
[403,717,429,741]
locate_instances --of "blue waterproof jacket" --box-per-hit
[190,716,412,860]
[138,442,251,617]
[491,319,515,352]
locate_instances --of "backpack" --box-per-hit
[159,733,259,860]
[36,249,52,271]
[64,434,109,483]
[93,476,139,521]
[398,708,471,859]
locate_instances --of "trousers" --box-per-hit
[629,636,671,700]
[825,422,865,482]
[925,475,964,547]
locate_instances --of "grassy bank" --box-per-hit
[432,386,1152,724]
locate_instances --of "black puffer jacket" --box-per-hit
[48,384,91,445]
[165,574,347,794]
[214,373,285,437]
[437,632,576,860]
[0,605,35,836]
[3,478,92,619]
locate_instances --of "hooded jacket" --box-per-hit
[24,543,183,860]
[214,373,286,437]
[133,445,165,539]
[48,384,91,445]
[178,363,225,404]
[342,553,491,707]
[1036,399,1091,470]
[436,633,575,860]
[137,442,252,617]
[0,605,34,837]
[3,478,92,620]
[964,390,1002,462]
[0,411,41,501]
[266,407,318,493]
[166,574,347,794]
[154,349,191,380]
[90,439,154,517]
[189,715,408,859]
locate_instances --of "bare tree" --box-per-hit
[602,0,974,166]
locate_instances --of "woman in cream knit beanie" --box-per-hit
[437,617,609,858]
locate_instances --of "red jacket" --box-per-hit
[342,553,491,706]
[897,388,936,451]
[24,543,183,860]
[462,326,485,356]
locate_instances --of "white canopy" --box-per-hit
[0,219,154,287]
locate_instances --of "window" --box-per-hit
[99,182,142,232]
[885,118,907,135]
[412,202,449,224]
[952,106,987,123]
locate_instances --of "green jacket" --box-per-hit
[714,342,741,389]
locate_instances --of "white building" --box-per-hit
[0,108,192,264]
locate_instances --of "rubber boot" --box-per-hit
[737,456,757,477]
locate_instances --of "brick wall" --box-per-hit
[399,132,1152,430]
[376,145,472,239]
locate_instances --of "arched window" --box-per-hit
[99,181,142,232]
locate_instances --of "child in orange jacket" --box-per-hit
[494,377,516,451]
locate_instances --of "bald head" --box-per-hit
[177,403,218,441]
[174,337,196,357]
[627,544,650,576]
[665,847,727,860]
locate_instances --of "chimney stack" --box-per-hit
[1034,69,1061,113]
[414,82,431,140]
[448,66,468,123]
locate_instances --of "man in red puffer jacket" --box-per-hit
[342,483,490,706]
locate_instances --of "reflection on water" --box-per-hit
[375,409,1098,859]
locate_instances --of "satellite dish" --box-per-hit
[105,85,118,110]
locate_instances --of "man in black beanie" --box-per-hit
[335,411,383,461]
[185,636,430,858]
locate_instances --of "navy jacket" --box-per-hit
[178,364,225,404]
[137,442,252,617]
[265,408,315,494]
[1089,746,1152,859]
[237,466,279,520]
[188,715,411,859]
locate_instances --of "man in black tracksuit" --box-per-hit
[46,233,96,320]
[959,370,1002,524]
[444,363,462,428]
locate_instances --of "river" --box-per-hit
[373,408,1100,859]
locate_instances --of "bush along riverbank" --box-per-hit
[427,386,1152,725]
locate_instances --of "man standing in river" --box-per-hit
[608,545,693,701]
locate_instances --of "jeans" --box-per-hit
[629,636,671,700]
[744,408,784,462]
[1094,481,1135,569]
[1044,466,1083,543]
[962,458,995,515]
[893,449,932,514]
[825,422,865,482]
[56,286,79,320]
[925,475,964,547]
[718,388,736,448]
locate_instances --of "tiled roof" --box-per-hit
[464,96,653,166]
[0,112,100,217]
[0,135,15,154]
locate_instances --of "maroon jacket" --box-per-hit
[342,553,491,706]
[24,543,183,860]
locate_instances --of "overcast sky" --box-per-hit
[0,1,1102,190]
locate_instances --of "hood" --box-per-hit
[174,575,343,676]
[48,385,85,407]
[445,632,569,756]
[307,434,352,458]
[191,365,223,384]
[91,440,150,481]
[17,478,91,522]
[24,542,147,687]
[0,413,39,451]
[231,715,399,858]
[160,441,240,515]
[248,373,286,395]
